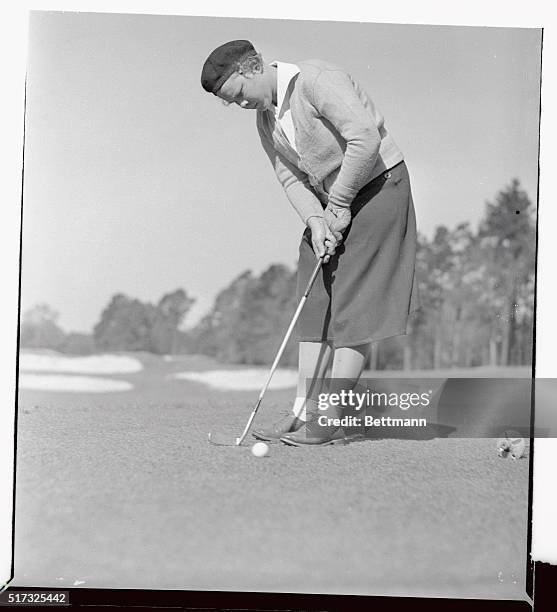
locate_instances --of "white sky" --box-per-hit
[21,12,541,333]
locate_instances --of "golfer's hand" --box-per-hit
[324,203,352,235]
[306,216,338,263]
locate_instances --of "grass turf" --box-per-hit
[12,354,531,599]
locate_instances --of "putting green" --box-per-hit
[12,355,530,600]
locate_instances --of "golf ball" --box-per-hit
[251,442,270,458]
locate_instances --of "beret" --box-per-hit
[201,40,257,94]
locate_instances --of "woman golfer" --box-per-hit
[201,40,420,446]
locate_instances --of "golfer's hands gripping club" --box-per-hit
[306,216,342,263]
[324,202,352,235]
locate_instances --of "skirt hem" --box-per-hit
[298,305,421,348]
[299,328,407,349]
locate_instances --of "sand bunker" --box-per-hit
[171,369,297,390]
[20,352,143,374]
[19,374,133,393]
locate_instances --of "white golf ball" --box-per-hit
[251,442,270,458]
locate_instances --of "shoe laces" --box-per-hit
[275,409,297,426]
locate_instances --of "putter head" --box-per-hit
[207,432,244,447]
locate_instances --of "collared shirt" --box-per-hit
[269,60,300,154]
[267,61,337,201]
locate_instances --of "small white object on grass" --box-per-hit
[251,442,270,458]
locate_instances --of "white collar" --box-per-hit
[269,60,300,117]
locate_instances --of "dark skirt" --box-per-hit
[296,160,420,348]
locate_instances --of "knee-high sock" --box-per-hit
[291,396,308,421]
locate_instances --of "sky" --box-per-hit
[21,11,542,333]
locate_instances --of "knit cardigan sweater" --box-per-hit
[256,59,404,224]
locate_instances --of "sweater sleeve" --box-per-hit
[257,120,325,224]
[311,69,381,208]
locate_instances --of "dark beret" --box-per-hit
[201,40,257,94]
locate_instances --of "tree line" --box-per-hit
[20,290,194,356]
[20,179,535,369]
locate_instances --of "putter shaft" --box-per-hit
[210,256,324,447]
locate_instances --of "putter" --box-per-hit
[208,255,325,447]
